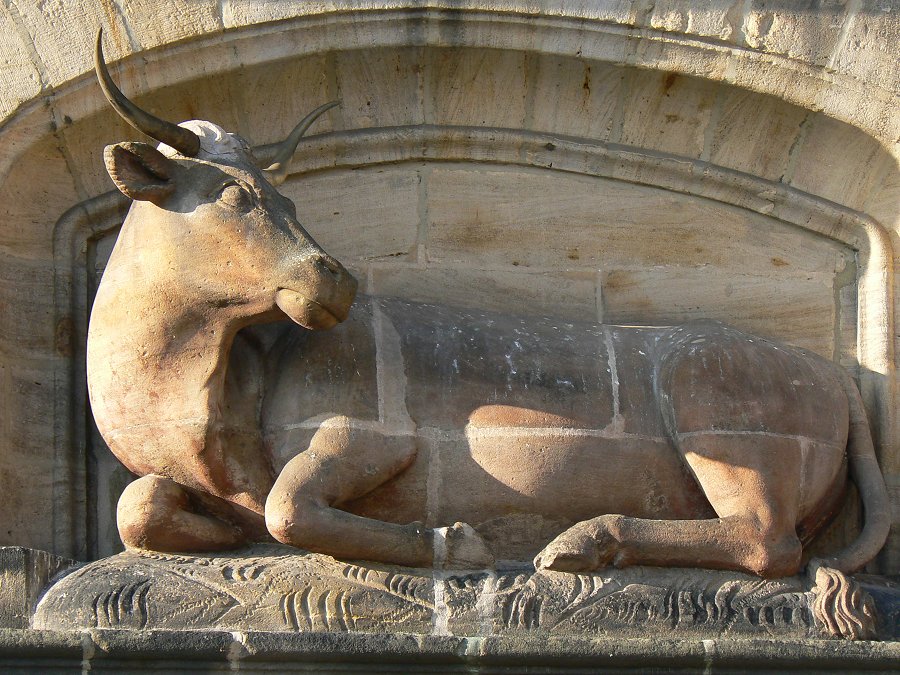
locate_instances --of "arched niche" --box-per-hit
[0,17,895,568]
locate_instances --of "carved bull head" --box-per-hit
[95,30,357,330]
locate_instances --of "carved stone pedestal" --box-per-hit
[0,545,884,671]
[33,545,900,641]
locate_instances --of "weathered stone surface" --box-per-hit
[427,167,846,273]
[371,264,599,321]
[707,88,809,182]
[601,267,838,357]
[281,166,420,263]
[32,546,900,642]
[743,1,851,67]
[529,57,622,140]
[117,0,222,51]
[4,626,900,672]
[336,48,425,129]
[430,48,527,128]
[647,0,742,40]
[618,70,718,159]
[831,0,900,93]
[788,114,895,212]
[0,548,77,629]
[6,0,131,88]
[0,9,42,120]
[232,53,333,146]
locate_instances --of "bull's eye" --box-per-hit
[218,183,254,211]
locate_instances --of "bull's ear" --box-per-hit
[103,142,177,204]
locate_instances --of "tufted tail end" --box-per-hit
[809,560,877,640]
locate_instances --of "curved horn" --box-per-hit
[94,28,200,157]
[263,100,340,186]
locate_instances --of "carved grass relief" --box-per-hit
[35,545,866,639]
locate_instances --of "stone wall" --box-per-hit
[0,3,896,570]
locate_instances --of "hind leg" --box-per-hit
[536,435,803,578]
[117,474,249,552]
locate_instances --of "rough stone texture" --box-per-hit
[831,0,900,93]
[0,548,77,629]
[31,545,900,642]
[743,0,853,67]
[0,9,42,120]
[3,627,899,673]
[5,0,132,88]
[117,0,223,51]
[601,268,838,357]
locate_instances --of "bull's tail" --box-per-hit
[808,367,891,640]
[822,368,891,573]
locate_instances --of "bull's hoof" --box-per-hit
[439,522,495,570]
[534,515,625,572]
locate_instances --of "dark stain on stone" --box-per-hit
[663,73,678,95]
[55,317,74,358]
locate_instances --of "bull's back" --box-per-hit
[259,297,677,456]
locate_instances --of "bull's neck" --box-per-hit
[88,247,248,426]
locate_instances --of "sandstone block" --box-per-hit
[0,137,80,259]
[7,0,131,89]
[743,0,850,66]
[529,57,622,141]
[430,48,527,128]
[601,267,837,357]
[336,48,424,129]
[646,0,743,41]
[617,70,718,159]
[0,9,43,120]
[708,88,808,182]
[830,1,900,93]
[0,547,76,629]
[787,114,895,212]
[426,167,847,276]
[120,0,222,51]
[281,166,420,263]
[370,264,599,322]
[233,54,334,147]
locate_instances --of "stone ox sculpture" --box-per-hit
[87,32,889,637]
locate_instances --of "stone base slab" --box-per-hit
[31,545,900,641]
[1,629,899,673]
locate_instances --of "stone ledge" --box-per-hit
[0,629,898,673]
[0,548,78,629]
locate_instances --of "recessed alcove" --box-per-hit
[0,16,895,573]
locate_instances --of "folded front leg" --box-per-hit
[265,416,493,569]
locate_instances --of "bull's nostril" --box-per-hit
[315,256,342,279]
